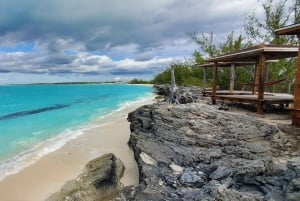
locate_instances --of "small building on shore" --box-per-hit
[204,43,299,127]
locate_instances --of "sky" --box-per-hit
[0,0,262,84]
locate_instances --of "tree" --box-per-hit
[219,32,247,53]
[188,32,219,57]
[244,0,297,44]
[193,51,210,88]
[189,31,251,90]
[152,0,299,91]
[151,62,204,87]
[187,32,219,88]
[293,0,300,23]
[244,0,299,93]
[128,78,150,84]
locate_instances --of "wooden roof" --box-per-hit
[197,62,255,67]
[275,23,300,35]
[206,44,298,63]
[198,60,280,68]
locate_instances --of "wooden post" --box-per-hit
[257,54,266,114]
[212,62,218,105]
[229,63,235,93]
[292,35,300,126]
[203,67,207,90]
[253,63,259,95]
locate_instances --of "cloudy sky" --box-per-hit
[0,0,262,84]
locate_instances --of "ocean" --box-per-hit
[0,84,153,181]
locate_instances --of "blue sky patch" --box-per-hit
[0,42,35,53]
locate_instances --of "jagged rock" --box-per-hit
[153,84,170,96]
[287,157,300,175]
[285,157,300,201]
[46,153,124,201]
[179,167,207,187]
[209,166,232,180]
[114,102,299,201]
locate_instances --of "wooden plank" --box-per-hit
[204,90,256,96]
[213,94,293,112]
[215,96,259,104]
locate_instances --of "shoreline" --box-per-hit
[0,92,154,183]
[0,94,154,201]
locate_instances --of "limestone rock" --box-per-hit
[179,167,207,187]
[46,153,124,201]
[209,166,232,180]
[114,102,299,201]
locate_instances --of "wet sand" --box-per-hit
[0,96,154,201]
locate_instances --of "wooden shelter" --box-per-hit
[205,44,298,115]
[198,60,280,96]
[198,61,256,95]
[275,23,300,126]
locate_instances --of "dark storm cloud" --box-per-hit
[0,0,259,78]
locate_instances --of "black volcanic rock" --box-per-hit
[115,103,300,201]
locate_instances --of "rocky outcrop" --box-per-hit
[115,103,300,201]
[153,84,170,96]
[47,153,124,201]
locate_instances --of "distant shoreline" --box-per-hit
[1,82,153,86]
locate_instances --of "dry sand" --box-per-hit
[0,96,154,201]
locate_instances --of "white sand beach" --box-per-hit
[0,95,154,201]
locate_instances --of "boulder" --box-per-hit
[46,153,124,201]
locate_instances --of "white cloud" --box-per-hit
[114,76,121,82]
[0,0,263,83]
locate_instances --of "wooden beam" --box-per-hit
[206,44,297,63]
[257,54,266,114]
[212,62,218,105]
[275,23,300,35]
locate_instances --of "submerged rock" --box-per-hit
[46,153,124,201]
[115,103,300,201]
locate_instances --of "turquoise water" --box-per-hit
[0,84,152,180]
